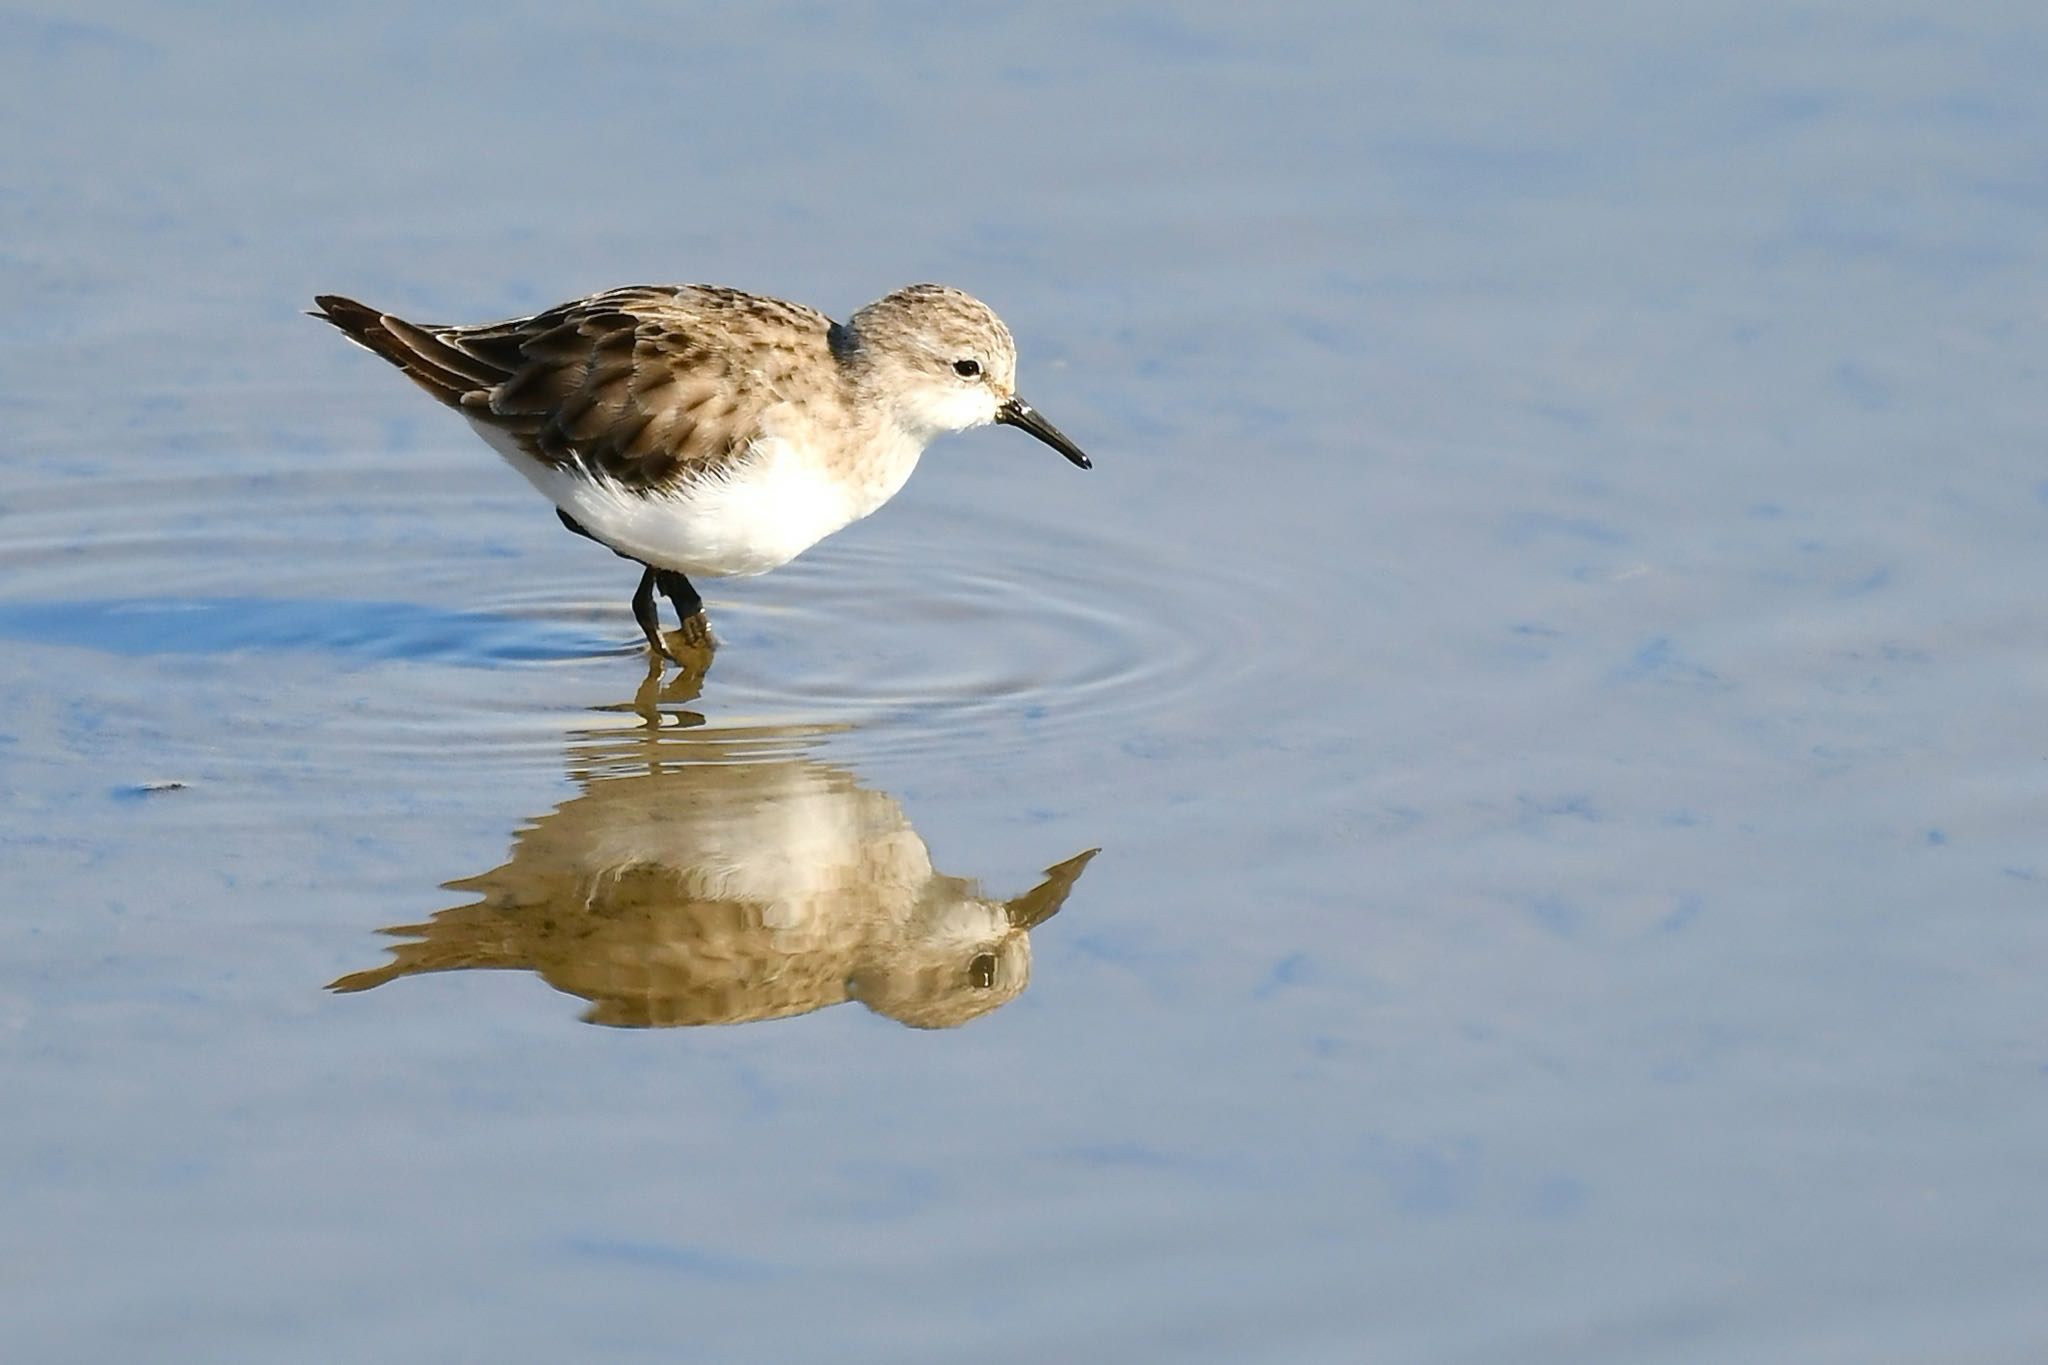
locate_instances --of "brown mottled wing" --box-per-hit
[315,286,835,490]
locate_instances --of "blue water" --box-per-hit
[0,598,603,661]
[3,2,2047,1361]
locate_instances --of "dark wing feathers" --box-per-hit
[312,294,487,406]
[310,287,833,490]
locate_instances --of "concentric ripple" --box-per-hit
[697,501,1259,758]
[0,453,1311,777]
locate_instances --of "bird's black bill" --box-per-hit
[998,397,1092,469]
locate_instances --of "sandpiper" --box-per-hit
[311,283,1092,660]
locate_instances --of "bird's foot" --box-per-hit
[634,566,711,667]
[671,610,715,652]
[643,613,713,678]
[646,615,714,675]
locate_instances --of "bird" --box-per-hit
[310,282,1092,661]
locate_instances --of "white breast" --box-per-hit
[468,418,926,578]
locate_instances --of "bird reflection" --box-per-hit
[332,716,1097,1029]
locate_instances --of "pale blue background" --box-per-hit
[3,3,2046,1360]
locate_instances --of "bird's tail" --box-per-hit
[309,294,503,408]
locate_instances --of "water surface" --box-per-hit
[4,3,2047,1360]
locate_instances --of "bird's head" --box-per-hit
[846,284,1091,468]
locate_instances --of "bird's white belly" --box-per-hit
[471,420,907,578]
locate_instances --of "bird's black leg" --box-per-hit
[563,510,677,661]
[631,566,677,662]
[653,569,702,621]
[654,568,712,650]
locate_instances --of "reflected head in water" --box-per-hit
[331,724,1097,1029]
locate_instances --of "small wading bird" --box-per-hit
[311,283,1092,661]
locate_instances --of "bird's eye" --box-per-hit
[953,358,982,378]
[969,953,997,989]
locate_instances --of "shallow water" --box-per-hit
[6,2,2048,1360]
